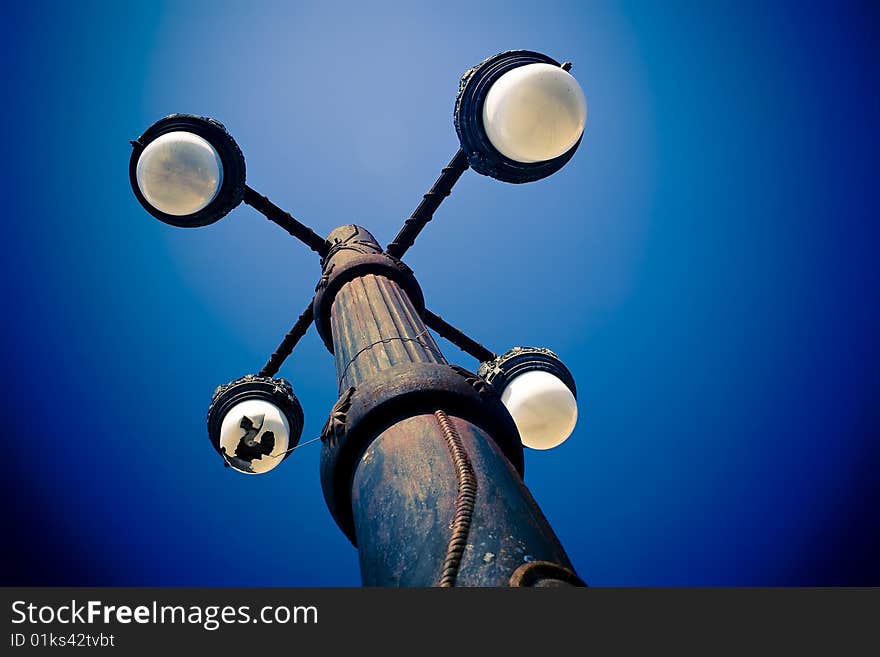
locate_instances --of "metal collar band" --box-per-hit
[319,362,524,543]
[478,346,577,398]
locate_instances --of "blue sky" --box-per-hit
[2,0,877,585]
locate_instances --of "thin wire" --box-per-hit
[336,328,444,390]
[219,435,323,469]
[269,435,324,458]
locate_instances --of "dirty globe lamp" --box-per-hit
[136,131,222,216]
[129,114,246,227]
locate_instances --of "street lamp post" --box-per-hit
[129,50,588,587]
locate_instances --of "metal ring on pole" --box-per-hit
[319,362,523,543]
[509,560,586,587]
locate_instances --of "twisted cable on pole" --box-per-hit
[435,409,477,587]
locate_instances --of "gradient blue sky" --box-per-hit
[2,1,877,585]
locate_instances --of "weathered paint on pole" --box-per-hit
[316,225,584,586]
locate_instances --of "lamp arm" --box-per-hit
[385,149,469,258]
[243,186,329,256]
[259,301,315,377]
[423,308,496,363]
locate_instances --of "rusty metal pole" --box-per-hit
[313,225,584,586]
